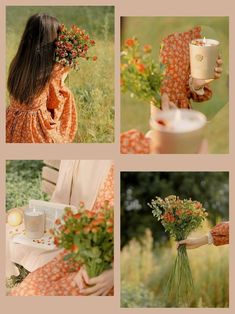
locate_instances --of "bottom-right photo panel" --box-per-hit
[120,171,229,308]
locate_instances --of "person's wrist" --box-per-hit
[189,76,205,95]
[198,235,209,247]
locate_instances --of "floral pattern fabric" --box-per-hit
[6,64,77,143]
[10,166,114,296]
[160,26,212,108]
[211,222,229,246]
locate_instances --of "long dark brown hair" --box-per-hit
[7,13,60,105]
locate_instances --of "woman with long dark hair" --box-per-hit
[6,13,77,143]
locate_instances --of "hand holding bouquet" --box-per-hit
[55,24,97,70]
[121,37,164,108]
[52,202,113,279]
[148,195,208,306]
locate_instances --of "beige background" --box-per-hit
[0,0,233,313]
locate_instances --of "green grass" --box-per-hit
[6,160,49,211]
[6,6,114,143]
[121,17,229,153]
[121,225,229,308]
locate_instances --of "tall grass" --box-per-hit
[121,225,229,308]
[6,6,114,143]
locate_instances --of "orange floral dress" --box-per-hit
[6,64,77,143]
[10,166,114,296]
[120,27,212,154]
[160,26,212,109]
[210,222,229,246]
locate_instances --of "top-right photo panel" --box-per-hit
[120,17,229,154]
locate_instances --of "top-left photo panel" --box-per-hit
[6,6,115,143]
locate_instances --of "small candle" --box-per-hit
[155,109,205,133]
[189,38,219,79]
[24,208,45,239]
[149,109,207,154]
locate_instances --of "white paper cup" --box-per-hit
[24,209,45,239]
[189,39,219,80]
[149,109,207,154]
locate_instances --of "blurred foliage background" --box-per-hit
[6,6,114,143]
[6,160,49,211]
[121,172,229,307]
[121,17,229,153]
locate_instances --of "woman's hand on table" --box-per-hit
[192,55,223,90]
[79,268,114,296]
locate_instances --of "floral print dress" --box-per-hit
[120,27,212,154]
[6,64,77,143]
[210,222,229,246]
[10,166,114,296]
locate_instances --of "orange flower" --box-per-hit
[55,218,61,225]
[176,209,182,216]
[84,210,96,218]
[54,237,59,246]
[136,63,145,73]
[71,244,79,252]
[93,56,97,61]
[124,38,136,47]
[107,226,113,233]
[143,44,152,53]
[74,213,81,219]
[96,212,105,219]
[92,218,105,226]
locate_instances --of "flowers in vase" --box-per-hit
[55,24,97,70]
[121,37,164,108]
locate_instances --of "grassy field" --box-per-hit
[121,17,229,153]
[6,6,114,143]
[121,224,229,308]
[6,160,49,211]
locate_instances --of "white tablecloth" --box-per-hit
[6,223,62,277]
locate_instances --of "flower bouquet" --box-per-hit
[121,37,164,108]
[148,195,208,306]
[51,203,113,279]
[55,24,97,70]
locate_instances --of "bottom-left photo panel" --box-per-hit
[6,160,114,296]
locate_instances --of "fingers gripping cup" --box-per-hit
[24,208,45,239]
[189,38,219,80]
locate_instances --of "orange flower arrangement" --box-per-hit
[121,37,164,108]
[148,195,208,306]
[51,203,113,278]
[55,24,97,70]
